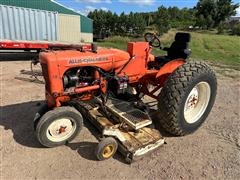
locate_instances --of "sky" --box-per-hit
[55,0,240,16]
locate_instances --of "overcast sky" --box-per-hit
[55,0,240,16]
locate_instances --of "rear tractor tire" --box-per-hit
[156,61,217,136]
[35,106,83,147]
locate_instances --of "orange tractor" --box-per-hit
[34,33,217,163]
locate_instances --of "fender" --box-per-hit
[156,59,185,78]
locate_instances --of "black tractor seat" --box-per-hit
[156,32,191,62]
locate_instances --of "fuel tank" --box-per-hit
[40,48,131,73]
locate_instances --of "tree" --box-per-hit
[155,6,170,35]
[215,0,239,26]
[231,22,240,35]
[196,14,206,29]
[147,13,154,26]
[88,10,106,36]
[88,10,146,37]
[217,21,226,34]
[117,12,127,35]
[195,0,239,28]
[132,13,146,35]
[206,15,214,29]
[195,0,217,29]
[168,7,180,20]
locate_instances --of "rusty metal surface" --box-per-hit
[89,109,114,128]
[119,128,163,151]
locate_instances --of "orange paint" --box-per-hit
[156,59,185,78]
[40,42,186,106]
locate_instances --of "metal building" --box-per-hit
[0,5,58,41]
[0,0,93,42]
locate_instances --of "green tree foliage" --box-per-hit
[88,10,145,37]
[154,6,170,35]
[167,7,196,29]
[231,22,240,35]
[217,21,226,34]
[215,0,239,26]
[88,0,239,37]
[88,7,197,37]
[196,0,239,29]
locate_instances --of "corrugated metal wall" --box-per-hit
[0,0,93,34]
[0,5,58,41]
[58,14,81,43]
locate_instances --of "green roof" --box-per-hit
[0,0,93,33]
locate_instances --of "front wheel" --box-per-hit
[156,61,217,136]
[35,106,83,147]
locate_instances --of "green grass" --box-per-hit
[189,32,240,67]
[97,30,240,69]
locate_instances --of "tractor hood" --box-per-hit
[40,48,131,72]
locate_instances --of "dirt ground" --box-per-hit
[1,56,240,180]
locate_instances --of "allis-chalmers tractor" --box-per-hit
[34,33,217,163]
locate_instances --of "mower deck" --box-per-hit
[74,97,165,162]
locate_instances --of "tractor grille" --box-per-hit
[41,63,50,92]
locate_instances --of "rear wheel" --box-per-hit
[156,61,217,136]
[36,106,83,147]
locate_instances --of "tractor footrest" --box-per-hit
[104,98,152,130]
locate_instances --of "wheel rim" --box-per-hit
[46,118,76,142]
[184,82,211,124]
[102,144,115,158]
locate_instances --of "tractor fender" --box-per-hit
[156,59,185,78]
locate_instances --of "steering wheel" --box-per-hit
[144,33,161,48]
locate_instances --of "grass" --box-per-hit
[190,32,240,67]
[97,30,240,70]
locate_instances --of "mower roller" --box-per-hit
[34,32,217,163]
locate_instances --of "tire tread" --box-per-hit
[157,61,217,136]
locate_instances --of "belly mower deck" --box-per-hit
[74,97,165,163]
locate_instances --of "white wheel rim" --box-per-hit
[46,118,76,142]
[184,82,211,124]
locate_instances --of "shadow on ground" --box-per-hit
[1,101,105,161]
[15,69,44,84]
[67,141,99,161]
[1,101,44,148]
[1,100,172,162]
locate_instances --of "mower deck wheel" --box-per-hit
[96,137,118,161]
[35,106,83,147]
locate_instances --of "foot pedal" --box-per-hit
[104,98,152,130]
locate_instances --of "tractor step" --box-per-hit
[103,97,152,130]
